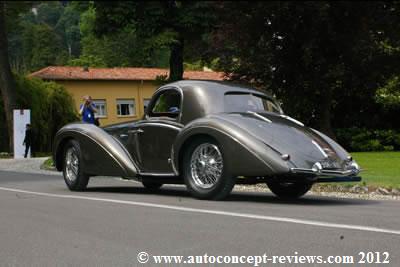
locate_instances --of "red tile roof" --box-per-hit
[29,66,225,81]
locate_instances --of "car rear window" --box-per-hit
[224,92,281,113]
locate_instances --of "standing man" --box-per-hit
[23,123,33,158]
[79,95,97,124]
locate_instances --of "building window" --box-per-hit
[143,99,151,112]
[92,99,107,118]
[117,99,135,116]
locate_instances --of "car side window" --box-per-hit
[149,90,181,119]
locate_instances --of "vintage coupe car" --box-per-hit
[53,80,361,200]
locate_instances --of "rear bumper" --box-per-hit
[290,167,360,177]
[290,167,361,183]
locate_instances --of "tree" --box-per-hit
[0,1,18,152]
[376,76,400,108]
[30,23,67,70]
[69,4,168,69]
[7,1,81,73]
[209,1,400,137]
[94,1,217,81]
[55,2,81,58]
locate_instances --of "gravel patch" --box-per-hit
[233,184,400,201]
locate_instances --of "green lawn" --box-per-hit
[351,152,400,188]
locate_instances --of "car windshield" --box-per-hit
[224,93,282,113]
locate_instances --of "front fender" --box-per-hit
[53,123,138,177]
[173,118,290,176]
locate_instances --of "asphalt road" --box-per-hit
[0,170,399,266]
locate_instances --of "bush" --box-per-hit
[0,75,78,153]
[336,127,400,152]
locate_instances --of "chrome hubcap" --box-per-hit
[65,147,79,182]
[190,143,223,189]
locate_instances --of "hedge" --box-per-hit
[0,75,78,153]
[335,128,400,152]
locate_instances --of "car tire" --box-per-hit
[267,181,312,199]
[142,181,163,190]
[62,140,89,191]
[183,137,235,200]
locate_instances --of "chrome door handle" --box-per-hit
[119,134,128,138]
[128,128,144,134]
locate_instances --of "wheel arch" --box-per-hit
[173,118,285,177]
[177,133,218,173]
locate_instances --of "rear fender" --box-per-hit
[173,118,290,176]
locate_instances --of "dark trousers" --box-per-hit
[24,143,31,158]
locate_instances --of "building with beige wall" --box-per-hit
[30,66,224,126]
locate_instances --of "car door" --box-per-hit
[134,88,183,174]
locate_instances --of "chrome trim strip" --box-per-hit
[128,129,144,134]
[280,115,304,127]
[291,167,359,177]
[139,172,177,177]
[312,140,328,158]
[140,122,182,131]
[247,111,272,123]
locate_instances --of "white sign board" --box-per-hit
[13,109,31,159]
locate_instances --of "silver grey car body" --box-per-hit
[53,80,361,198]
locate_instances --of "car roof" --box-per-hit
[155,80,275,124]
[161,80,271,98]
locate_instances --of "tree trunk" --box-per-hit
[168,35,184,81]
[0,1,17,152]
[317,87,336,140]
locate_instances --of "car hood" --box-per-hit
[209,112,347,169]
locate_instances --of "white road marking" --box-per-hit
[0,186,399,236]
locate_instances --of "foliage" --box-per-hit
[208,1,400,137]
[7,1,210,73]
[55,2,81,58]
[376,76,400,108]
[3,1,400,146]
[67,55,106,68]
[183,60,205,71]
[7,1,80,73]
[0,90,8,151]
[40,157,55,170]
[30,23,68,70]
[68,4,170,68]
[0,75,78,152]
[336,128,400,152]
[94,1,218,80]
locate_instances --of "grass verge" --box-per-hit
[40,157,56,171]
[351,151,400,188]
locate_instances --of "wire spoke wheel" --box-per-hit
[65,147,79,183]
[190,143,223,189]
[183,138,235,200]
[62,140,89,191]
